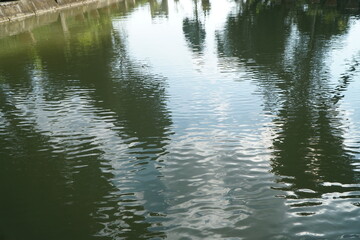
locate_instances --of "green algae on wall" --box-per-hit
[0,0,113,23]
[0,0,123,38]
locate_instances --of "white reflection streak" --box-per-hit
[161,94,276,235]
[118,0,279,234]
[0,111,8,134]
[328,20,360,156]
[282,23,300,73]
[28,75,127,165]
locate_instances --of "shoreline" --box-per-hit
[0,0,122,24]
[0,0,125,38]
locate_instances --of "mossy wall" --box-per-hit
[0,0,106,23]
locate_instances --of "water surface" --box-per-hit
[1,0,360,239]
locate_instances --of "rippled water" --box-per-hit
[1,0,360,239]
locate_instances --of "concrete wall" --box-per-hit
[0,0,112,23]
[0,0,123,38]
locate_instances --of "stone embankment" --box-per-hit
[0,0,112,23]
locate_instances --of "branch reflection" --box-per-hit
[217,0,360,214]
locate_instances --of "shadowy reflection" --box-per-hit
[217,0,360,207]
[149,0,169,17]
[182,0,206,53]
[201,0,211,15]
[0,0,171,239]
[236,0,359,14]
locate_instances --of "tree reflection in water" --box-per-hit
[217,0,360,212]
[182,0,207,54]
[0,1,172,239]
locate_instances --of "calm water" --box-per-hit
[1,0,360,239]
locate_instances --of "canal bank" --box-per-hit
[0,0,125,38]
[0,0,122,24]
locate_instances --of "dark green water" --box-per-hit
[1,0,360,239]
